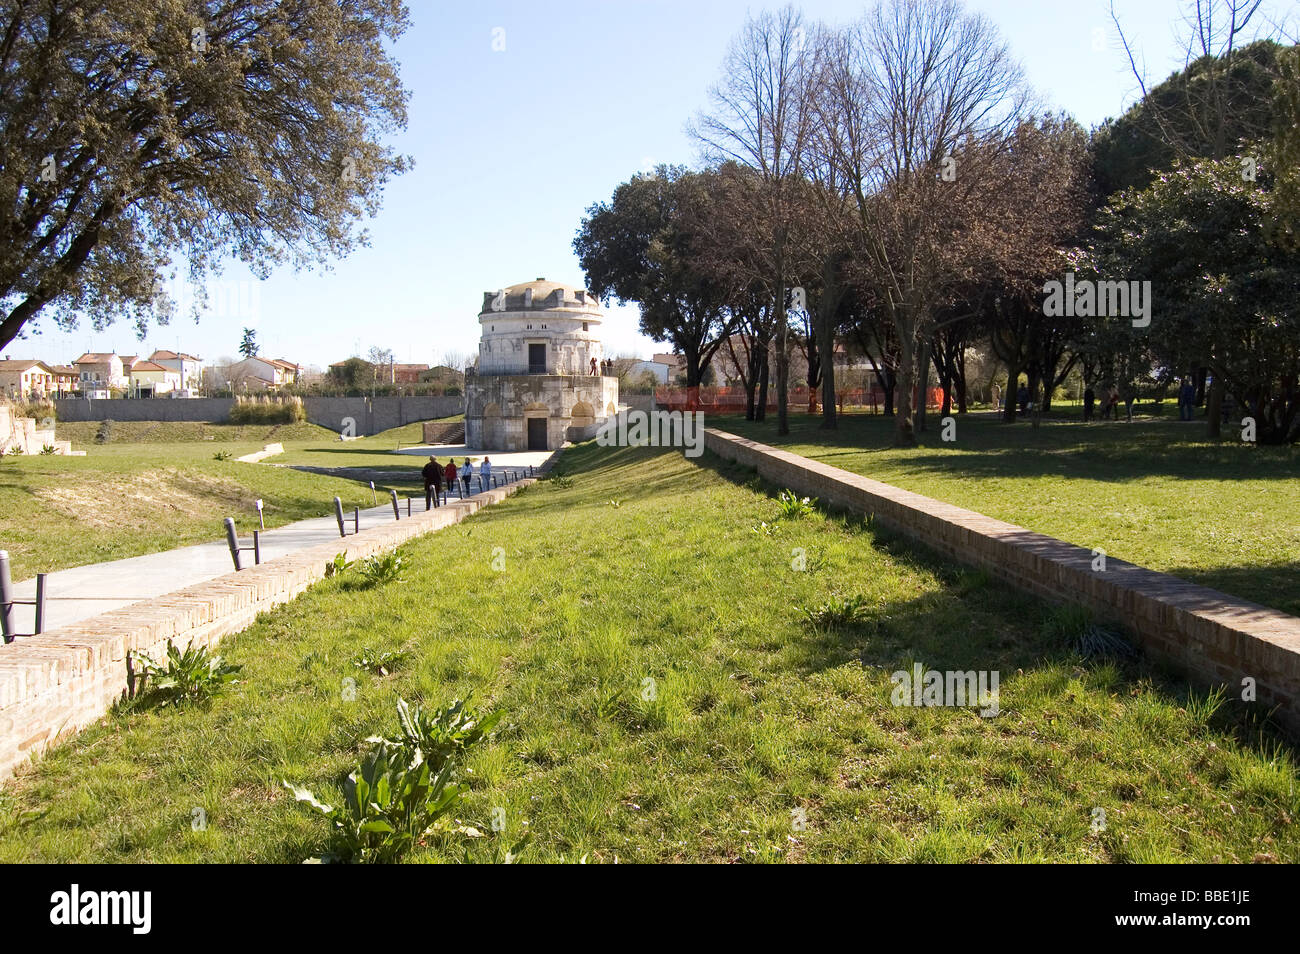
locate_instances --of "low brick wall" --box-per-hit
[0,480,533,782]
[704,428,1300,733]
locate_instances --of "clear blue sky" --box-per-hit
[11,0,1293,370]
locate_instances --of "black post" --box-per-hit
[0,550,15,642]
[224,517,242,571]
[407,497,411,517]
[391,490,400,520]
[252,530,261,565]
[334,496,346,537]
[35,573,46,634]
[354,508,360,534]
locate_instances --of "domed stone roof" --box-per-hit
[479,278,601,316]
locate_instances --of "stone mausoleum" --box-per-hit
[465,278,619,451]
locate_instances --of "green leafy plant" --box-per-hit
[548,474,574,489]
[132,640,242,707]
[353,647,408,676]
[324,551,353,577]
[39,444,56,455]
[285,696,507,864]
[212,449,233,461]
[751,521,781,536]
[800,594,871,630]
[285,741,461,864]
[776,489,816,519]
[5,446,22,456]
[358,550,406,586]
[372,696,503,770]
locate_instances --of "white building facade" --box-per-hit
[466,279,618,451]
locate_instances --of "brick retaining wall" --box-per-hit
[0,480,533,782]
[704,428,1300,734]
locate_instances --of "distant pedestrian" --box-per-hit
[480,456,491,490]
[990,383,1001,411]
[421,455,442,510]
[1178,377,1196,421]
[462,457,473,495]
[1083,385,1096,421]
[1016,382,1029,415]
[1104,386,1119,421]
[444,459,458,496]
[590,357,598,376]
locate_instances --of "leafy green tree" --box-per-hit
[0,0,411,350]
[1086,157,1300,444]
[238,327,257,358]
[1092,38,1284,198]
[574,166,734,389]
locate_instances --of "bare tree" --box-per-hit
[817,0,1029,445]
[692,5,817,435]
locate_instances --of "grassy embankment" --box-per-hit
[1,441,1294,862]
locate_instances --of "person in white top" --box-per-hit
[479,456,491,490]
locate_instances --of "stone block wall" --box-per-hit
[0,479,533,782]
[704,428,1300,734]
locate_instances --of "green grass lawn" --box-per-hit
[1,442,1294,862]
[716,412,1300,617]
[0,422,426,581]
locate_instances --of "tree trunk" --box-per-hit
[915,337,931,433]
[1003,361,1020,423]
[776,289,789,436]
[1207,374,1225,439]
[894,329,917,446]
[756,349,769,422]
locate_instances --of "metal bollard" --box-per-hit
[34,573,46,634]
[354,508,360,534]
[0,550,14,642]
[333,496,346,537]
[225,517,243,571]
[253,530,261,565]
[369,480,377,506]
[407,497,412,517]
[391,489,400,520]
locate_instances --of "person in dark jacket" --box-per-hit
[1083,385,1096,422]
[461,457,474,495]
[444,459,458,497]
[421,456,442,510]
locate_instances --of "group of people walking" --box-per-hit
[1082,385,1130,422]
[589,357,614,376]
[421,455,492,509]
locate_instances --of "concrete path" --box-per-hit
[4,474,529,637]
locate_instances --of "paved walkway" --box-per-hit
[3,463,540,637]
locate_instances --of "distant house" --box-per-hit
[392,363,429,384]
[129,361,182,397]
[147,350,203,393]
[226,356,300,391]
[73,353,127,394]
[46,365,79,397]
[0,359,56,400]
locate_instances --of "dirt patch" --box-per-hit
[32,468,254,529]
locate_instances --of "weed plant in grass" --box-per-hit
[0,442,1294,862]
